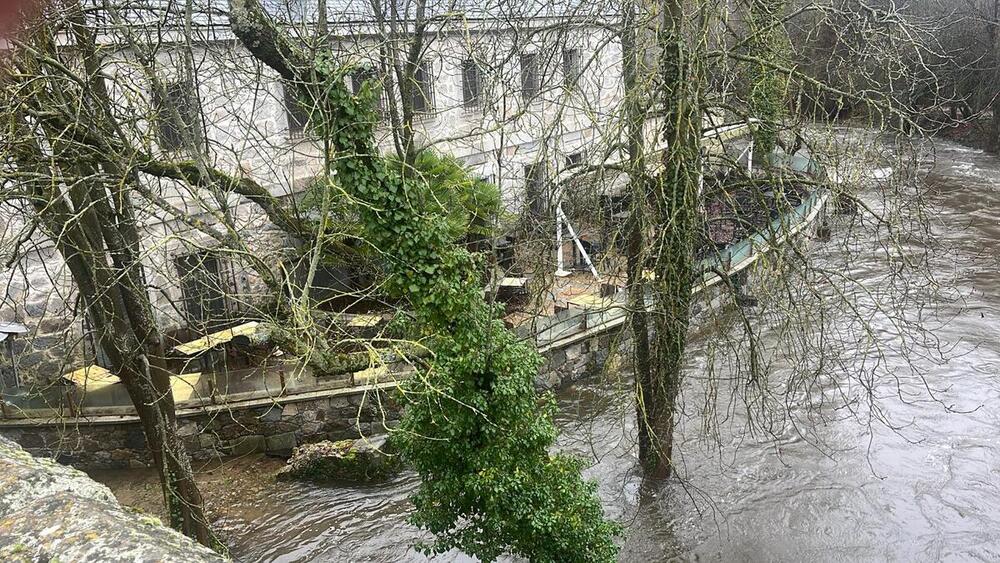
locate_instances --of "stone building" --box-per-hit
[0,0,626,388]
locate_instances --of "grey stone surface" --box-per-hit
[265,431,297,453]
[256,404,284,422]
[276,435,400,483]
[0,435,223,562]
[224,434,265,456]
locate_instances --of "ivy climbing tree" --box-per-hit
[745,0,790,159]
[228,0,620,560]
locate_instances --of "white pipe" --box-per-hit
[555,204,569,276]
[557,204,599,280]
[747,139,754,173]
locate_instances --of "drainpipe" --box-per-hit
[555,206,569,277]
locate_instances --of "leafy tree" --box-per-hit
[227,0,620,560]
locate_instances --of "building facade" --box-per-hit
[0,0,627,387]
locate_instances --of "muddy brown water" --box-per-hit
[98,138,1000,562]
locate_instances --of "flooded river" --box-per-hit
[194,138,1000,562]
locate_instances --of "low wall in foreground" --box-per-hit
[0,383,402,469]
[0,434,222,562]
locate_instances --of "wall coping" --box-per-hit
[0,380,403,429]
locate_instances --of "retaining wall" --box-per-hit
[0,328,620,470]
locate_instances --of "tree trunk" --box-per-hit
[641,0,702,479]
[621,0,658,474]
[10,109,217,548]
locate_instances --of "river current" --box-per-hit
[218,137,1000,562]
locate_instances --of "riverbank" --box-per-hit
[89,454,288,544]
[935,114,994,152]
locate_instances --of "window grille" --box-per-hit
[175,251,237,330]
[154,80,199,151]
[524,163,548,216]
[462,59,481,108]
[350,67,386,116]
[520,53,539,103]
[284,84,310,139]
[410,62,435,114]
[562,49,581,87]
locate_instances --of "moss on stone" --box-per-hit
[276,436,401,483]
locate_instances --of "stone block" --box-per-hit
[37,316,71,334]
[548,349,568,369]
[534,372,560,390]
[301,421,323,435]
[256,405,284,422]
[31,335,58,350]
[198,433,219,449]
[265,432,297,454]
[223,435,265,457]
[124,428,146,450]
[565,343,584,361]
[177,422,198,437]
[282,403,299,417]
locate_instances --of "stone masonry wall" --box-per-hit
[0,327,620,470]
[0,386,402,470]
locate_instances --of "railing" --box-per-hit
[521,187,830,351]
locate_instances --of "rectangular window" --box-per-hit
[562,49,581,87]
[524,163,548,216]
[565,151,583,168]
[520,53,539,103]
[175,251,236,329]
[410,62,435,114]
[350,67,385,115]
[155,80,199,151]
[462,59,481,108]
[284,84,310,139]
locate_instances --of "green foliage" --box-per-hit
[392,150,501,244]
[746,0,790,158]
[295,57,620,562]
[395,312,620,562]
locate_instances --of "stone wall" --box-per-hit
[535,331,622,390]
[0,326,620,470]
[0,434,223,562]
[0,384,402,470]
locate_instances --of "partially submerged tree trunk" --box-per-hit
[636,0,703,479]
[746,0,788,161]
[621,0,659,476]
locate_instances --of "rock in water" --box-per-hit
[0,435,223,562]
[276,435,400,483]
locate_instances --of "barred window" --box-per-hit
[462,59,481,108]
[524,163,548,216]
[562,49,581,87]
[175,251,237,329]
[520,53,539,103]
[154,80,199,151]
[284,84,310,139]
[410,62,435,114]
[350,67,386,115]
